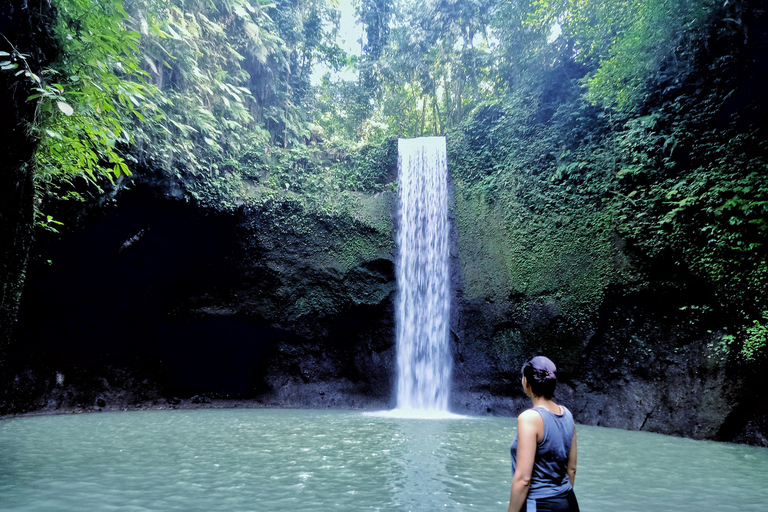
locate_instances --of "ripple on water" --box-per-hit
[1,410,768,511]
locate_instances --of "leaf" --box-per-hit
[57,101,74,116]
[166,25,180,39]
[144,55,159,75]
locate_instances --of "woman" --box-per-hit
[507,356,579,512]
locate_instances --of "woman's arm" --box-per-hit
[566,428,577,486]
[507,410,541,512]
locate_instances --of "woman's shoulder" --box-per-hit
[517,409,544,440]
[517,408,544,423]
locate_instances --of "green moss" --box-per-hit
[492,328,528,376]
[292,287,339,318]
[310,225,394,274]
[303,192,395,273]
[455,179,615,323]
[236,195,396,321]
[242,191,394,274]
[490,324,584,378]
[183,137,397,216]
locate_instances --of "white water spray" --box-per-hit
[394,137,452,413]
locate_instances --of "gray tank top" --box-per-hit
[510,405,574,499]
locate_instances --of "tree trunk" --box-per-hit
[420,96,427,136]
[433,96,441,134]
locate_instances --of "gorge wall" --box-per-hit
[4,185,398,413]
[3,156,766,447]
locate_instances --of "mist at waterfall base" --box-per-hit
[385,137,454,420]
[2,409,768,512]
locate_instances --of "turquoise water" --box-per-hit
[1,409,767,511]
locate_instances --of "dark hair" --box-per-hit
[522,356,557,399]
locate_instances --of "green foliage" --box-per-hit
[450,82,619,327]
[603,2,767,358]
[742,312,768,362]
[114,0,354,194]
[491,0,553,92]
[3,0,766,367]
[317,0,505,142]
[9,0,154,199]
[3,0,378,225]
[445,0,767,362]
[125,0,283,177]
[612,85,768,318]
[358,0,393,102]
[313,74,373,141]
[531,0,718,111]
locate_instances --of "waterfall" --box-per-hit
[394,136,452,412]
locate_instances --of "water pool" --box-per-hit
[1,409,766,511]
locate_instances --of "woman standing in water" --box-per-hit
[507,356,579,512]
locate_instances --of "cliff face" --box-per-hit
[4,186,397,413]
[447,180,764,444]
[4,173,766,446]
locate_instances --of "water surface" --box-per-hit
[1,409,767,511]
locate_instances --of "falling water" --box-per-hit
[394,137,452,412]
